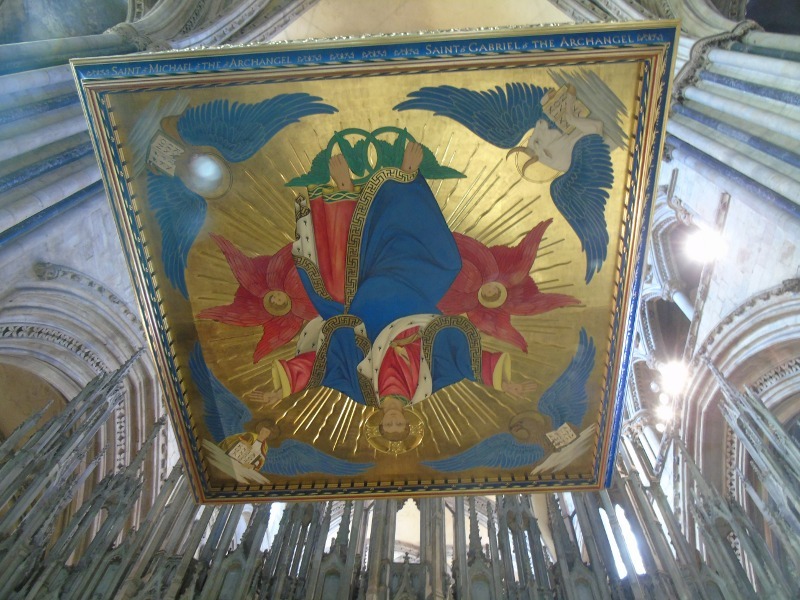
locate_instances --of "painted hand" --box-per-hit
[501,380,537,400]
[401,141,423,173]
[329,154,354,191]
[246,389,283,407]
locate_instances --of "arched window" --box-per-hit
[598,505,646,577]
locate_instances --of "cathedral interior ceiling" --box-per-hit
[1,0,799,598]
[73,21,678,502]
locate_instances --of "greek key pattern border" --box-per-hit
[343,168,416,310]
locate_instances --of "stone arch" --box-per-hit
[632,300,663,364]
[0,362,66,442]
[702,576,725,600]
[0,262,167,523]
[644,195,684,302]
[683,278,800,493]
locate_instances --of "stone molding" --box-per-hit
[752,356,800,398]
[672,20,762,103]
[107,0,303,50]
[178,0,213,36]
[640,0,675,18]
[693,278,800,369]
[682,278,800,512]
[105,22,162,51]
[0,322,108,375]
[723,424,738,501]
[34,262,144,334]
[0,263,167,521]
[230,0,321,44]
[546,0,608,23]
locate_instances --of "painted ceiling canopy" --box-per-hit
[74,22,677,502]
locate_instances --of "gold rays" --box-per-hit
[240,169,296,238]
[413,382,518,454]
[190,72,610,480]
[294,387,335,433]
[439,144,479,214]
[264,389,371,455]
[447,158,505,231]
[249,379,542,461]
[311,390,336,447]
[328,399,356,449]
[476,192,541,246]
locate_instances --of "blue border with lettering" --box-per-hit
[74,25,677,81]
[75,23,677,500]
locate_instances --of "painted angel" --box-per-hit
[395,71,626,283]
[189,343,374,480]
[141,94,337,297]
[422,328,595,472]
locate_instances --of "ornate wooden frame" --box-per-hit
[74,21,678,502]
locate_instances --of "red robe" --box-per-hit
[274,326,508,399]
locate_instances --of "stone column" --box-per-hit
[162,505,216,598]
[496,496,518,598]
[0,34,136,75]
[486,502,506,600]
[365,499,397,600]
[547,495,577,600]
[623,471,696,599]
[338,501,366,599]
[598,489,647,599]
[571,494,613,600]
[198,504,245,600]
[453,496,470,599]
[670,287,696,320]
[666,118,800,203]
[522,496,552,596]
[420,497,447,600]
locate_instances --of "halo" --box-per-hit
[510,149,560,185]
[263,290,292,316]
[509,410,552,448]
[365,408,424,456]
[478,281,508,308]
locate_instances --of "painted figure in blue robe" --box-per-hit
[254,142,527,454]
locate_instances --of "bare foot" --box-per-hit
[329,154,354,191]
[401,141,423,173]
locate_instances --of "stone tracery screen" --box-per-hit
[74,21,677,502]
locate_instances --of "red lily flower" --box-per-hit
[198,234,318,362]
[438,219,579,352]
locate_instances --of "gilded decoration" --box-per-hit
[74,21,678,501]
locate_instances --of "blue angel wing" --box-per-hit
[263,440,374,476]
[189,342,252,442]
[146,172,207,298]
[394,83,551,149]
[550,134,613,284]
[537,328,595,429]
[129,95,190,176]
[422,433,544,472]
[177,94,338,162]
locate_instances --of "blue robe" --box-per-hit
[294,170,477,405]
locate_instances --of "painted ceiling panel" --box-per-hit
[74,21,677,501]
